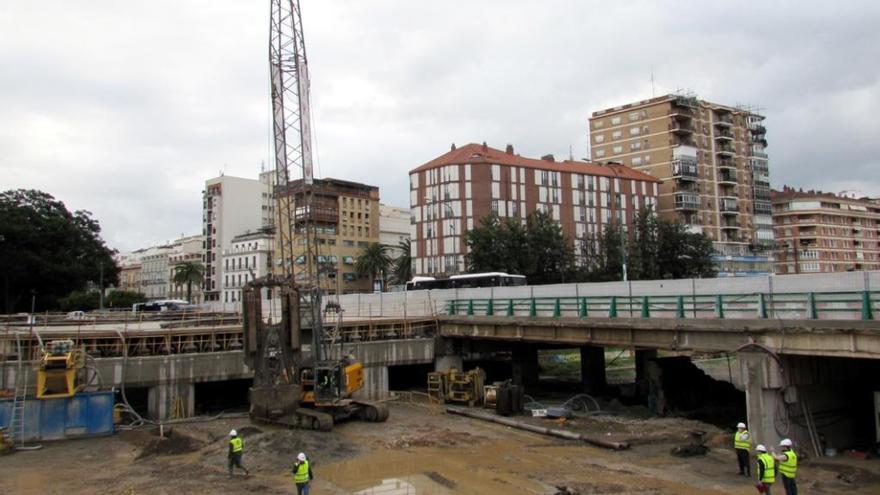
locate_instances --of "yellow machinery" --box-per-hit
[427,368,486,407]
[36,340,85,399]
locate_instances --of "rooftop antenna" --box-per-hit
[650,66,655,97]
[569,145,574,161]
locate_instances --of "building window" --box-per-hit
[594,149,605,158]
[612,145,623,154]
[629,127,640,136]
[594,134,605,143]
[491,200,499,215]
[612,130,622,140]
[611,116,621,125]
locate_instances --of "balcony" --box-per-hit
[754,201,772,215]
[714,113,734,127]
[671,121,695,135]
[753,187,771,202]
[750,160,769,175]
[671,156,699,181]
[674,136,697,147]
[295,206,339,224]
[715,129,735,140]
[750,135,768,147]
[721,221,741,230]
[717,158,736,169]
[750,124,767,135]
[749,149,768,159]
[674,193,700,211]
[720,198,739,214]
[718,171,737,184]
[715,143,736,156]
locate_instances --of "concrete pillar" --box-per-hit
[634,349,657,395]
[740,351,784,448]
[148,382,194,421]
[354,365,388,401]
[580,345,606,394]
[512,344,539,390]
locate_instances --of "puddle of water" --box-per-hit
[354,475,453,495]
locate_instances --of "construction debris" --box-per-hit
[445,407,629,450]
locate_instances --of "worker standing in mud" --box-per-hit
[228,429,250,478]
[293,452,313,494]
[755,444,776,494]
[734,422,752,476]
[773,439,798,495]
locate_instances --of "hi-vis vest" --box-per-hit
[778,450,798,479]
[759,453,776,484]
[734,430,751,450]
[230,437,243,453]
[294,460,310,484]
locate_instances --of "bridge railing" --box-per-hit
[446,290,879,321]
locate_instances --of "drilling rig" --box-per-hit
[241,0,388,431]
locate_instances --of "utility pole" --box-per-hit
[99,261,105,310]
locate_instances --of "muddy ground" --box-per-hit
[2,401,879,494]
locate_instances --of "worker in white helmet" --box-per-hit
[773,439,798,495]
[734,422,752,476]
[292,452,313,494]
[227,429,250,477]
[755,444,776,494]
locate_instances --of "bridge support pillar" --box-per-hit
[355,365,389,400]
[148,381,194,421]
[635,349,657,396]
[435,355,463,372]
[740,351,784,448]
[580,345,606,394]
[512,344,539,390]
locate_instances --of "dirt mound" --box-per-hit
[383,427,486,450]
[235,426,263,437]
[137,431,205,459]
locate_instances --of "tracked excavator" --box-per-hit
[240,0,387,431]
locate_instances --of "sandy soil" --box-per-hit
[2,402,879,495]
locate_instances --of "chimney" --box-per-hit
[541,154,555,162]
[450,143,456,151]
[505,144,514,154]
[482,141,488,151]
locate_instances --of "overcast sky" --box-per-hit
[2,1,879,252]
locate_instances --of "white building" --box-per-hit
[168,235,206,303]
[221,228,274,305]
[379,204,411,258]
[140,245,175,299]
[202,172,274,302]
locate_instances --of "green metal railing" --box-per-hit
[446,290,879,321]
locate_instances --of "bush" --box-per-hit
[58,291,100,312]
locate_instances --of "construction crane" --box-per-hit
[241,0,387,431]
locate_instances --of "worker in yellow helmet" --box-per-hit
[773,439,798,495]
[734,422,752,476]
[227,429,250,477]
[292,452,313,494]
[755,444,776,494]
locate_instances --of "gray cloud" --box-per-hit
[2,1,879,252]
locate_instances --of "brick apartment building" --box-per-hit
[589,94,773,276]
[276,178,380,294]
[773,187,880,274]
[408,142,660,276]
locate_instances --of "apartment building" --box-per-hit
[589,94,773,276]
[275,178,380,294]
[168,235,206,303]
[773,187,880,274]
[408,142,660,276]
[202,172,274,301]
[221,228,274,305]
[379,204,411,258]
[116,252,143,293]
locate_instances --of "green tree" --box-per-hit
[597,221,625,282]
[106,290,147,309]
[465,211,575,284]
[355,242,391,290]
[390,239,413,285]
[627,206,660,280]
[172,261,205,303]
[656,221,717,279]
[58,290,100,312]
[0,189,119,313]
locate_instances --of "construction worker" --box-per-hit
[755,444,776,494]
[774,439,798,495]
[228,429,250,477]
[734,422,752,476]
[292,452,313,495]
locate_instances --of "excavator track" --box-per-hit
[252,408,334,432]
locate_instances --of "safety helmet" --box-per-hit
[297,452,307,462]
[230,429,237,437]
[780,438,793,447]
[756,444,767,452]
[737,422,746,429]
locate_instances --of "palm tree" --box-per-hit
[391,239,412,285]
[355,242,391,291]
[172,261,205,303]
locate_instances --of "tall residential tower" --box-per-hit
[589,94,773,276]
